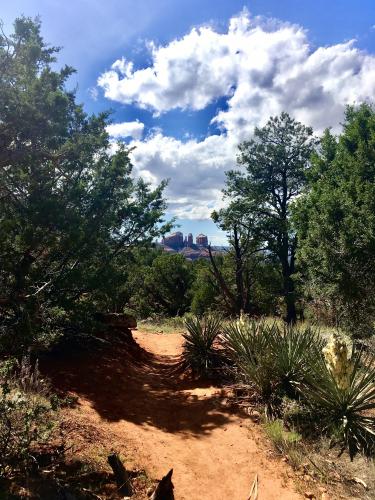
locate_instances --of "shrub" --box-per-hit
[181,314,222,376]
[0,357,58,476]
[304,337,375,459]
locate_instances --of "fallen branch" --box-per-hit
[247,473,258,500]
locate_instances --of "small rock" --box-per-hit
[304,474,312,482]
[304,492,315,499]
[321,493,329,500]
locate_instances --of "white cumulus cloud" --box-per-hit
[99,10,375,133]
[130,133,234,220]
[106,120,145,140]
[100,9,375,220]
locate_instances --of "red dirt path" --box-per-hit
[46,330,302,499]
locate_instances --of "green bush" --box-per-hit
[0,357,58,476]
[181,314,222,376]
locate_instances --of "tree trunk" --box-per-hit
[208,245,238,313]
[233,225,246,315]
[285,276,297,325]
[107,453,133,496]
[282,239,297,325]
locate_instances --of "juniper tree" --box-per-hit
[0,17,170,351]
[295,104,375,336]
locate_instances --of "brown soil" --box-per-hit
[45,330,302,499]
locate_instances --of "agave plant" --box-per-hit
[181,314,222,376]
[304,346,375,459]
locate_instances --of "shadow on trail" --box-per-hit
[42,331,235,436]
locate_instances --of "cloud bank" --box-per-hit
[101,10,375,220]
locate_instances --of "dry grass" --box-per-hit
[138,316,187,334]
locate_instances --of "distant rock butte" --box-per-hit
[159,231,227,260]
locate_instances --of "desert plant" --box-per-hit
[263,419,303,467]
[181,314,222,376]
[268,325,325,397]
[222,319,276,401]
[304,339,375,459]
[0,358,58,476]
[223,320,323,403]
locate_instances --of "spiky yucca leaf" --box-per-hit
[223,321,323,400]
[181,314,222,376]
[305,350,375,458]
[268,326,325,396]
[222,320,276,400]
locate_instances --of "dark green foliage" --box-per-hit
[225,113,316,323]
[190,259,218,316]
[304,350,375,459]
[295,104,375,336]
[128,252,194,317]
[181,314,222,376]
[0,18,170,353]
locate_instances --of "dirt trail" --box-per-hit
[47,330,301,500]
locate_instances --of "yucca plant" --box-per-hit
[222,320,276,401]
[268,326,325,397]
[181,314,222,376]
[304,347,375,459]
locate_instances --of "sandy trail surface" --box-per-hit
[47,330,301,500]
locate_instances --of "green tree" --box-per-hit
[190,259,218,316]
[295,104,375,336]
[0,18,169,352]
[129,253,193,317]
[225,113,316,323]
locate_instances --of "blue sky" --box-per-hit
[2,1,375,244]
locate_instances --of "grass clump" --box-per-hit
[263,419,303,468]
